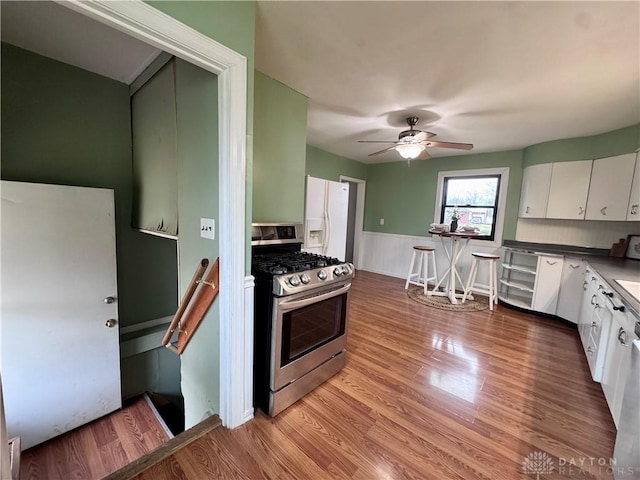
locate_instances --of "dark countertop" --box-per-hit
[503,240,640,318]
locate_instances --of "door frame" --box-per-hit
[339,175,366,270]
[57,0,250,428]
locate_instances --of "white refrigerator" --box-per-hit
[304,176,350,260]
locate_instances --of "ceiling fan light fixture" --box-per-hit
[396,143,424,159]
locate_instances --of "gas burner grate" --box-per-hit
[253,252,342,275]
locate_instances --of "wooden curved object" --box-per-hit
[162,258,220,355]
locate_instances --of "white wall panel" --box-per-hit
[359,231,501,288]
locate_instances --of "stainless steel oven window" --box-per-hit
[271,283,350,391]
[281,292,346,365]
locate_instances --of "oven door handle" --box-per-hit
[278,283,351,312]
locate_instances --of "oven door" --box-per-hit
[271,281,350,391]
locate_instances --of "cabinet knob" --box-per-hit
[578,206,584,215]
[104,296,116,304]
[546,260,557,266]
[586,346,594,354]
[631,204,638,215]
[569,264,580,269]
[600,206,607,215]
[526,206,531,214]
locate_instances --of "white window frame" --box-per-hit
[433,167,510,248]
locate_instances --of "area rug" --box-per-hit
[407,287,489,312]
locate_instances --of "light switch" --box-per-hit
[379,218,385,225]
[200,218,215,240]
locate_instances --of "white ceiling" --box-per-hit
[256,1,640,163]
[1,1,638,164]
[0,1,161,85]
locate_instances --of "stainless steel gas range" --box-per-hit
[251,222,354,416]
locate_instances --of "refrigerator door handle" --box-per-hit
[323,182,330,255]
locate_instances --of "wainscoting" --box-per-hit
[359,231,501,287]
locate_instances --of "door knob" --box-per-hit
[105,319,117,328]
[104,296,116,304]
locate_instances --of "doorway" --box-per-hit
[340,176,366,269]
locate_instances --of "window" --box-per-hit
[434,168,509,245]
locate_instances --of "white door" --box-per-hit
[325,180,349,260]
[627,153,640,221]
[546,160,592,219]
[585,153,636,221]
[1,181,121,450]
[518,163,552,218]
[304,176,327,254]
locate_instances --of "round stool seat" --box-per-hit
[471,252,500,260]
[414,246,436,252]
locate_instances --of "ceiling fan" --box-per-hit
[358,116,473,160]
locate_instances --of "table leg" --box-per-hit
[448,238,460,303]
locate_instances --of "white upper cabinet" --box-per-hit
[586,153,636,221]
[546,160,592,219]
[627,153,640,221]
[518,163,552,218]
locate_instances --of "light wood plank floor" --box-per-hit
[20,395,171,480]
[130,271,616,480]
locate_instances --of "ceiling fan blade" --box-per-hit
[425,140,473,150]
[368,145,398,156]
[417,149,431,160]
[358,140,399,144]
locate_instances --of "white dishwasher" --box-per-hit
[613,333,640,479]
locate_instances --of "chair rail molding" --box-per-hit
[57,0,249,428]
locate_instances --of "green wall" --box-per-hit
[145,0,257,428]
[306,145,368,181]
[174,59,221,427]
[523,124,640,166]
[1,42,181,401]
[0,43,178,325]
[253,71,308,222]
[364,150,524,239]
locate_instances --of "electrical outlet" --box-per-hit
[379,218,385,225]
[200,218,215,240]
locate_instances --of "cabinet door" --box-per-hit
[131,61,178,235]
[556,259,587,324]
[546,160,592,219]
[518,163,552,218]
[601,316,634,426]
[627,154,640,221]
[532,256,564,314]
[586,153,636,221]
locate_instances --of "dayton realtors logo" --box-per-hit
[522,451,555,479]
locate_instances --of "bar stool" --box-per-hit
[462,252,500,310]
[405,246,438,295]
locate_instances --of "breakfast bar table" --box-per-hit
[428,229,480,304]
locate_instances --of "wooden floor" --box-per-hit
[131,271,616,480]
[20,395,171,479]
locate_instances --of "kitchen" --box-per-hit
[1,1,639,479]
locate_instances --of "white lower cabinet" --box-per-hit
[499,249,564,315]
[556,258,587,324]
[601,303,637,427]
[532,256,564,314]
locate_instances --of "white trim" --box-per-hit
[242,275,255,424]
[433,167,510,248]
[137,228,178,240]
[57,0,248,428]
[339,175,366,269]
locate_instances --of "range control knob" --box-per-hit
[334,267,343,277]
[289,275,301,286]
[300,273,310,284]
[317,270,327,280]
[341,265,349,275]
